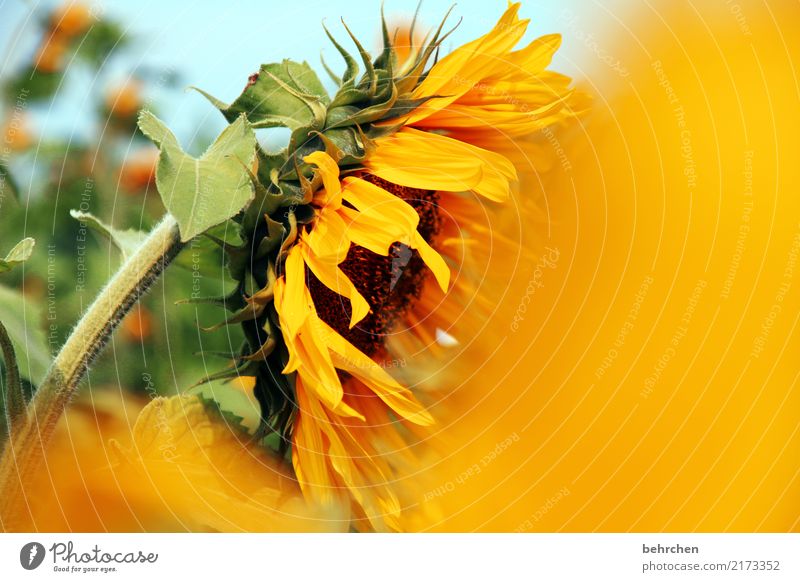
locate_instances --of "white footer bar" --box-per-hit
[1,533,797,581]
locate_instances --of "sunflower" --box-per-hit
[191,1,583,531]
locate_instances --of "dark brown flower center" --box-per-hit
[307,175,441,357]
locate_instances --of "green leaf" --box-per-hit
[69,210,147,261]
[189,378,262,435]
[0,284,51,385]
[0,238,35,274]
[196,60,329,131]
[138,111,257,242]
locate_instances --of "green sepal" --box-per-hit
[197,60,329,132]
[188,358,260,390]
[326,82,398,129]
[373,5,396,72]
[323,23,359,84]
[200,301,266,332]
[320,52,342,86]
[340,20,377,96]
[174,287,244,312]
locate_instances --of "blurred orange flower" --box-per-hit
[51,2,93,37]
[106,80,144,119]
[122,304,155,343]
[33,33,69,73]
[118,147,158,192]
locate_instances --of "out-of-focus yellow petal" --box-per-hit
[412,231,450,292]
[293,381,405,532]
[15,392,343,532]
[322,319,434,426]
[117,395,315,532]
[292,385,340,507]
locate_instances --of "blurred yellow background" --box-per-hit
[411,0,800,532]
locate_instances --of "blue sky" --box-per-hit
[0,0,613,148]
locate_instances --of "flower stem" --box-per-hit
[0,213,183,530]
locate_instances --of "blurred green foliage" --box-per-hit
[0,1,244,421]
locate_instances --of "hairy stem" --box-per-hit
[0,213,183,530]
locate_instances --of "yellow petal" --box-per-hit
[303,208,350,263]
[292,315,345,409]
[338,186,451,290]
[413,232,450,292]
[279,245,311,340]
[337,206,400,255]
[368,128,515,201]
[302,245,370,327]
[342,177,420,225]
[292,386,340,506]
[501,33,562,76]
[304,150,342,208]
[407,3,529,121]
[321,319,434,426]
